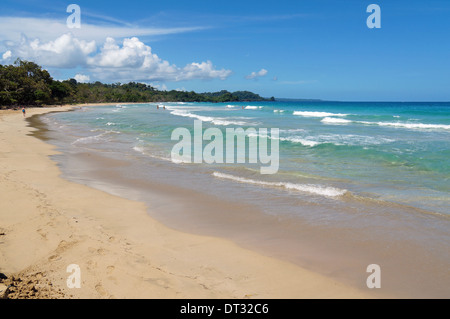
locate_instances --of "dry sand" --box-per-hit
[0,105,371,299]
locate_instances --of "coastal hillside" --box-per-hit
[0,60,274,108]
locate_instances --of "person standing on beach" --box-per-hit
[22,107,26,117]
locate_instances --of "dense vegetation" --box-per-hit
[0,60,274,108]
[201,90,273,102]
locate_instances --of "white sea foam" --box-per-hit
[132,145,145,154]
[212,172,347,197]
[281,129,307,133]
[165,105,215,112]
[293,111,348,117]
[132,144,176,163]
[280,137,319,147]
[318,117,450,130]
[245,106,263,110]
[321,134,393,146]
[273,110,285,113]
[226,105,238,108]
[72,129,121,146]
[247,131,319,147]
[170,110,250,126]
[365,121,450,130]
[72,133,108,145]
[321,117,352,124]
[279,133,394,147]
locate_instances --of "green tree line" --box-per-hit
[0,60,274,108]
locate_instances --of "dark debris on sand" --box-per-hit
[0,272,70,299]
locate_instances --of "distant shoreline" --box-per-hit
[3,99,450,111]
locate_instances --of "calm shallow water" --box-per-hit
[37,101,450,297]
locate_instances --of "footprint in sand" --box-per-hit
[88,247,106,255]
[145,277,171,289]
[106,266,115,275]
[48,254,61,261]
[86,260,97,270]
[95,283,108,297]
[36,229,48,240]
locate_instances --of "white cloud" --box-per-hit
[2,50,12,60]
[8,33,96,68]
[74,74,90,83]
[181,61,231,81]
[245,68,268,80]
[86,37,232,82]
[88,37,165,69]
[0,17,204,44]
[5,34,232,83]
[150,83,168,91]
[1,13,230,83]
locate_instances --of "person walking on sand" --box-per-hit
[22,107,26,117]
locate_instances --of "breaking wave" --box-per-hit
[212,172,348,197]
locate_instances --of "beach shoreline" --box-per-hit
[0,105,374,299]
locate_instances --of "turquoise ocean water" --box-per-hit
[44,101,449,216]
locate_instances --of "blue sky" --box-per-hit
[1,0,450,101]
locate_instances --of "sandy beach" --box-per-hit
[0,105,373,299]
